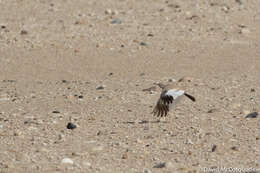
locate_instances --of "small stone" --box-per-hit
[61,158,74,164]
[153,162,166,168]
[96,130,101,135]
[111,18,121,24]
[140,42,147,46]
[78,95,84,99]
[168,78,176,82]
[14,130,22,136]
[167,3,180,8]
[245,112,258,118]
[67,122,77,130]
[82,161,91,167]
[231,146,238,151]
[62,80,68,83]
[178,76,193,82]
[105,9,112,15]
[136,139,143,143]
[20,30,28,35]
[185,138,194,145]
[122,152,128,159]
[1,25,6,29]
[221,6,230,13]
[212,145,217,152]
[92,146,104,151]
[147,33,154,37]
[207,109,218,113]
[52,110,60,114]
[235,0,242,5]
[96,85,105,90]
[143,168,152,173]
[108,72,113,76]
[251,88,255,92]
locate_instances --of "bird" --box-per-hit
[152,82,195,117]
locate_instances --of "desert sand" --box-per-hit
[0,0,260,172]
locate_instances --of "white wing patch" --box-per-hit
[165,89,184,99]
[152,89,185,117]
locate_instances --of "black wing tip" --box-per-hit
[184,93,196,102]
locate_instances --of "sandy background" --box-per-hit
[0,0,260,172]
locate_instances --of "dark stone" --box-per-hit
[212,145,217,152]
[111,18,121,24]
[96,86,104,90]
[153,162,166,168]
[245,112,258,118]
[67,122,77,130]
[20,30,28,35]
[52,110,60,114]
[140,42,147,46]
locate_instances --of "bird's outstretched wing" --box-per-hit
[152,89,185,117]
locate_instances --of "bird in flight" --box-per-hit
[152,83,195,117]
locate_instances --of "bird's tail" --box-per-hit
[184,93,196,102]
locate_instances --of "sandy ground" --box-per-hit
[0,0,260,172]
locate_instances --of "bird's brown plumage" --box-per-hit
[152,83,195,117]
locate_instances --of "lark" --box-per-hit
[152,83,196,117]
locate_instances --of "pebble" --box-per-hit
[52,110,60,114]
[212,145,217,152]
[82,161,91,167]
[245,112,258,118]
[185,138,194,145]
[140,42,147,46]
[122,152,128,159]
[136,139,143,143]
[105,9,118,15]
[207,108,218,113]
[168,78,176,82]
[20,30,28,35]
[91,146,104,152]
[13,130,22,136]
[78,95,84,99]
[143,168,152,173]
[61,158,74,164]
[67,122,77,130]
[231,146,238,151]
[221,6,230,13]
[178,76,193,82]
[105,9,112,15]
[96,85,105,90]
[111,18,121,24]
[153,162,166,168]
[235,0,242,5]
